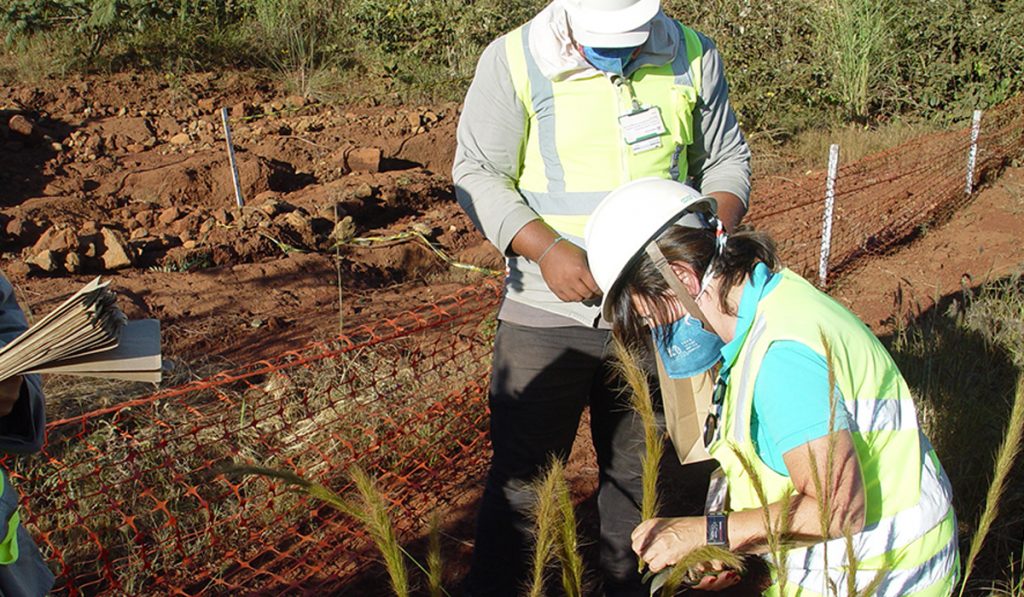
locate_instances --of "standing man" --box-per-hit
[0,273,56,597]
[453,0,750,594]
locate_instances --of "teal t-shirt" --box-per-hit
[720,264,850,477]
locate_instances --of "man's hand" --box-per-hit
[0,375,24,417]
[509,220,601,303]
[538,241,601,302]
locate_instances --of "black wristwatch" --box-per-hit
[706,512,728,547]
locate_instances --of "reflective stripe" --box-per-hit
[848,398,920,433]
[732,315,769,444]
[783,530,958,597]
[541,215,588,240]
[783,446,952,570]
[521,25,566,194]
[677,25,703,92]
[521,190,609,215]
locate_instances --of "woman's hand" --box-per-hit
[632,517,741,590]
[631,517,703,572]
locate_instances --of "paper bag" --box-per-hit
[655,354,715,465]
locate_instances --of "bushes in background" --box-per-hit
[2,0,1022,134]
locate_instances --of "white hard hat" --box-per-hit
[562,0,660,48]
[584,177,716,320]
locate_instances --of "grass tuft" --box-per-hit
[958,375,1024,597]
[529,458,563,597]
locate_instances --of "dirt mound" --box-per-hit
[0,72,502,361]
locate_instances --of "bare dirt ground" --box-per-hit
[3,72,1023,595]
[832,165,1024,329]
[4,72,1020,374]
[0,72,504,370]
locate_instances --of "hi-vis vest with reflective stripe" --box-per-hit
[505,22,703,243]
[503,22,704,324]
[707,269,959,597]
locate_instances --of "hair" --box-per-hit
[608,225,781,350]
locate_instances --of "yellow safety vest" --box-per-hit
[0,471,22,565]
[707,269,959,596]
[504,21,704,243]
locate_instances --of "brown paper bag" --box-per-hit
[655,354,716,465]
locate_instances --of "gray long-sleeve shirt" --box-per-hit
[453,6,751,327]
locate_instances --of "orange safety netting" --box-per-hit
[2,95,1023,595]
[5,281,502,595]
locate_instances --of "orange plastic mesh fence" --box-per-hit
[2,95,1023,595]
[4,281,503,595]
[748,95,1024,284]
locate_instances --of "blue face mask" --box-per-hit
[653,316,724,379]
[581,45,639,75]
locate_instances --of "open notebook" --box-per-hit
[0,278,162,383]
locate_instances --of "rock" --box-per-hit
[352,182,376,200]
[64,252,81,273]
[158,207,182,225]
[135,211,155,228]
[380,187,399,204]
[405,112,422,128]
[8,114,36,137]
[79,220,100,234]
[130,227,148,240]
[331,216,356,244]
[78,233,100,258]
[31,226,77,253]
[6,216,38,240]
[283,211,312,235]
[172,215,199,239]
[411,222,433,236]
[169,133,190,145]
[231,102,249,119]
[197,98,217,113]
[100,228,133,270]
[51,142,64,152]
[423,110,439,124]
[346,147,382,173]
[285,95,307,108]
[211,208,233,225]
[182,239,198,250]
[28,250,61,272]
[259,197,292,218]
[4,261,30,278]
[118,117,156,145]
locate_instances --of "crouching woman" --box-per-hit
[584,178,959,596]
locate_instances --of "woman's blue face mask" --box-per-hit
[581,45,639,75]
[653,316,724,379]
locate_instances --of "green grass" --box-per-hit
[885,273,1024,594]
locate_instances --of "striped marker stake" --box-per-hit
[222,107,245,207]
[818,144,840,289]
[965,109,983,196]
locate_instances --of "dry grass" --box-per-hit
[751,119,939,177]
[609,338,663,526]
[527,458,586,597]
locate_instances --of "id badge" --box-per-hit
[619,106,666,153]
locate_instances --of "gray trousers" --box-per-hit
[468,322,652,597]
[0,472,55,597]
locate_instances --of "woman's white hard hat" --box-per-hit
[584,177,716,320]
[562,0,661,48]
